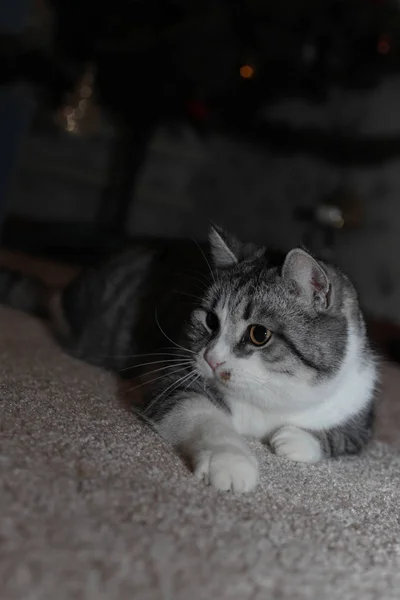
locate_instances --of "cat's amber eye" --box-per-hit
[248,325,272,346]
[205,311,219,332]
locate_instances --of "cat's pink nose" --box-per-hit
[204,351,225,371]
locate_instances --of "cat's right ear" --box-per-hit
[208,225,241,268]
[282,248,331,310]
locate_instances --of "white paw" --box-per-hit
[194,448,259,493]
[270,426,322,463]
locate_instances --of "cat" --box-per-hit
[0,226,378,493]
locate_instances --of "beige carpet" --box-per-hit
[1,302,400,599]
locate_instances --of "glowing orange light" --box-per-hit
[240,64,255,79]
[378,37,390,54]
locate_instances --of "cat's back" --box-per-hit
[60,237,211,369]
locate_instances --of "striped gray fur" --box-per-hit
[315,403,375,458]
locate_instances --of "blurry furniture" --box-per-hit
[0,0,35,232]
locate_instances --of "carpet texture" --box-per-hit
[1,260,400,599]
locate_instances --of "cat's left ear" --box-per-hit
[209,225,242,268]
[282,248,331,310]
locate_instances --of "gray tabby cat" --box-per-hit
[0,226,377,493]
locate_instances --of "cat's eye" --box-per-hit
[205,311,219,332]
[248,325,272,346]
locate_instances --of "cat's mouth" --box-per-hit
[197,356,232,386]
[219,370,231,383]
[210,369,232,387]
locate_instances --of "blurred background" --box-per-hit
[2,0,400,357]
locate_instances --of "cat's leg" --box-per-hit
[269,408,373,462]
[155,393,259,493]
[269,426,323,463]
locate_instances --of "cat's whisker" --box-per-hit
[179,369,199,392]
[172,290,205,303]
[183,270,212,293]
[188,278,209,292]
[119,358,192,373]
[184,267,212,284]
[183,372,200,393]
[153,369,196,402]
[235,368,274,389]
[243,374,253,406]
[144,369,197,415]
[155,310,195,355]
[85,351,190,361]
[159,345,194,353]
[126,362,192,383]
[241,376,254,431]
[191,239,217,285]
[126,365,191,393]
[241,369,273,384]
[129,404,156,428]
[243,373,266,385]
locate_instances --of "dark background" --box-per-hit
[2,0,400,357]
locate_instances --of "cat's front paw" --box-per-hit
[194,448,259,493]
[270,426,322,463]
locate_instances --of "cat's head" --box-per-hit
[188,226,352,403]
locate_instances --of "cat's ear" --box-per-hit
[208,225,242,268]
[282,248,331,309]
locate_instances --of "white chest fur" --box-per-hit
[229,327,377,440]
